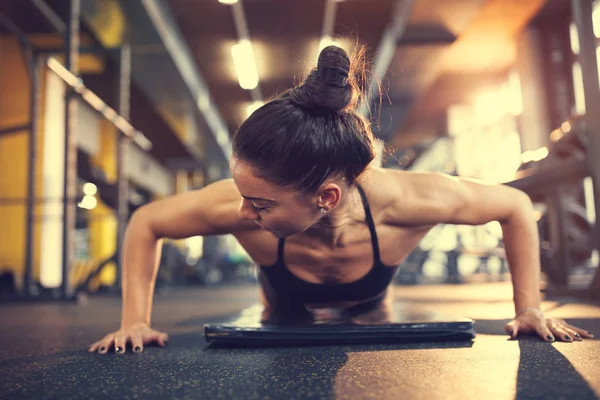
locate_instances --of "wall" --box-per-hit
[0,38,45,288]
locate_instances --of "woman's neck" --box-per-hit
[303,186,362,248]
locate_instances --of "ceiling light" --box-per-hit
[231,39,259,90]
[218,0,238,4]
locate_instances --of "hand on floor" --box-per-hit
[88,323,169,354]
[505,308,594,342]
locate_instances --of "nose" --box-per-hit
[238,198,260,221]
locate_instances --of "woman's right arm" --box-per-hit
[88,179,253,354]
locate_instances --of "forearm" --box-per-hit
[500,197,542,313]
[120,212,163,328]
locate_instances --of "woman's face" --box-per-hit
[230,159,322,238]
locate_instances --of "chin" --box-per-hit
[270,227,301,239]
[268,229,286,238]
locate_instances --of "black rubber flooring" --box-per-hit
[1,282,599,400]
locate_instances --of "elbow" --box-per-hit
[129,206,148,228]
[128,205,161,241]
[515,190,534,213]
[502,190,535,225]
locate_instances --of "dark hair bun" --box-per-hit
[290,45,359,115]
[316,45,351,88]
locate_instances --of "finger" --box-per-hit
[131,335,144,354]
[142,330,168,348]
[563,322,594,339]
[157,332,169,348]
[553,320,582,340]
[148,332,169,348]
[505,320,519,338]
[88,341,102,352]
[89,340,108,353]
[114,334,128,354]
[563,327,583,341]
[535,323,555,342]
[548,321,573,342]
[98,336,114,354]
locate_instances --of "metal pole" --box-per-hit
[61,0,80,300]
[30,0,67,34]
[571,0,600,297]
[23,55,43,296]
[547,195,571,286]
[0,13,33,81]
[140,0,232,160]
[115,42,132,292]
[35,46,110,55]
[359,0,415,117]
[0,124,30,136]
[543,19,573,128]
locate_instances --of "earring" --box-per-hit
[320,207,327,214]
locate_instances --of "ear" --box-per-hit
[317,183,342,210]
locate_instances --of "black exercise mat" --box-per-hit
[204,302,476,346]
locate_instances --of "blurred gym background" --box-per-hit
[0,0,599,302]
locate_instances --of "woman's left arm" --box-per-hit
[390,171,594,342]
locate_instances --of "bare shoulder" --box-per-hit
[360,168,460,227]
[356,167,401,209]
[364,168,531,227]
[136,178,258,239]
[357,168,406,224]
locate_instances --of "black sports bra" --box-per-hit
[258,184,397,305]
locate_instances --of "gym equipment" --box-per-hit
[0,6,151,301]
[204,302,475,347]
[507,117,599,296]
[538,195,594,266]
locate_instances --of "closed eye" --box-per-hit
[252,204,268,213]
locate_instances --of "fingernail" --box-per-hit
[564,335,572,341]
[134,346,141,353]
[587,331,594,336]
[509,330,513,336]
[547,335,555,342]
[115,346,123,354]
[574,333,581,339]
[99,347,106,353]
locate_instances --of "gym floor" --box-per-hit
[1,282,599,400]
